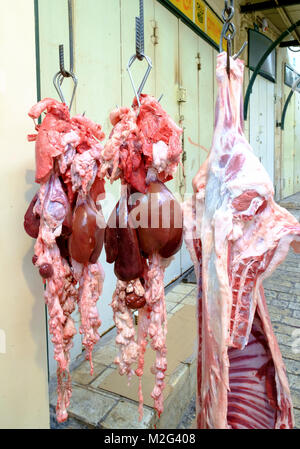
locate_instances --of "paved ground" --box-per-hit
[49,207,300,430]
[263,212,300,428]
[50,281,198,429]
[180,207,300,429]
[280,192,300,210]
[177,395,196,429]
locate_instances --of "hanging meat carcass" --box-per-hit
[24,98,106,423]
[183,53,300,429]
[102,94,183,418]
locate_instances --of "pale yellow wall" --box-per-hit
[0,1,49,428]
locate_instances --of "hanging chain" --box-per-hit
[136,0,144,60]
[220,0,236,78]
[53,0,77,111]
[221,1,236,51]
[58,0,74,78]
[127,0,153,115]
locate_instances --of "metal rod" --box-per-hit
[139,0,144,56]
[275,0,300,46]
[68,0,74,73]
[240,0,300,13]
[59,44,68,77]
[233,41,248,59]
[243,19,300,121]
[279,39,300,47]
[53,0,77,111]
[136,0,144,60]
[227,40,231,78]
[280,75,300,130]
[58,0,74,78]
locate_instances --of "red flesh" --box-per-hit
[25,98,106,423]
[24,194,40,238]
[69,195,105,264]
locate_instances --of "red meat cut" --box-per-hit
[25,98,106,423]
[103,94,183,419]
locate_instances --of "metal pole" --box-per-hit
[68,0,74,73]
[280,76,300,130]
[59,0,74,77]
[243,19,300,121]
[53,0,77,111]
[240,1,300,14]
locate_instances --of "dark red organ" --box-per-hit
[103,94,183,419]
[24,98,106,423]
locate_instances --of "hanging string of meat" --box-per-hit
[102,94,183,419]
[24,98,106,423]
[183,53,300,429]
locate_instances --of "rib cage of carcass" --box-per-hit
[102,94,183,419]
[24,98,107,423]
[183,53,300,429]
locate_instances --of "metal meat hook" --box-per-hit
[53,68,78,111]
[127,53,153,114]
[219,2,235,77]
[219,0,247,77]
[127,0,154,114]
[127,0,162,113]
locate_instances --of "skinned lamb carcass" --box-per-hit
[24,98,106,423]
[103,94,183,419]
[183,53,300,429]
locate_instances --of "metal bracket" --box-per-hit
[243,19,300,121]
[151,20,159,45]
[196,52,201,71]
[177,87,187,103]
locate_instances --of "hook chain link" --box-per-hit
[136,0,144,61]
[53,0,77,111]
[127,0,153,115]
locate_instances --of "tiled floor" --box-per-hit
[50,279,197,429]
[264,245,300,428]
[279,192,300,210]
[49,208,300,429]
